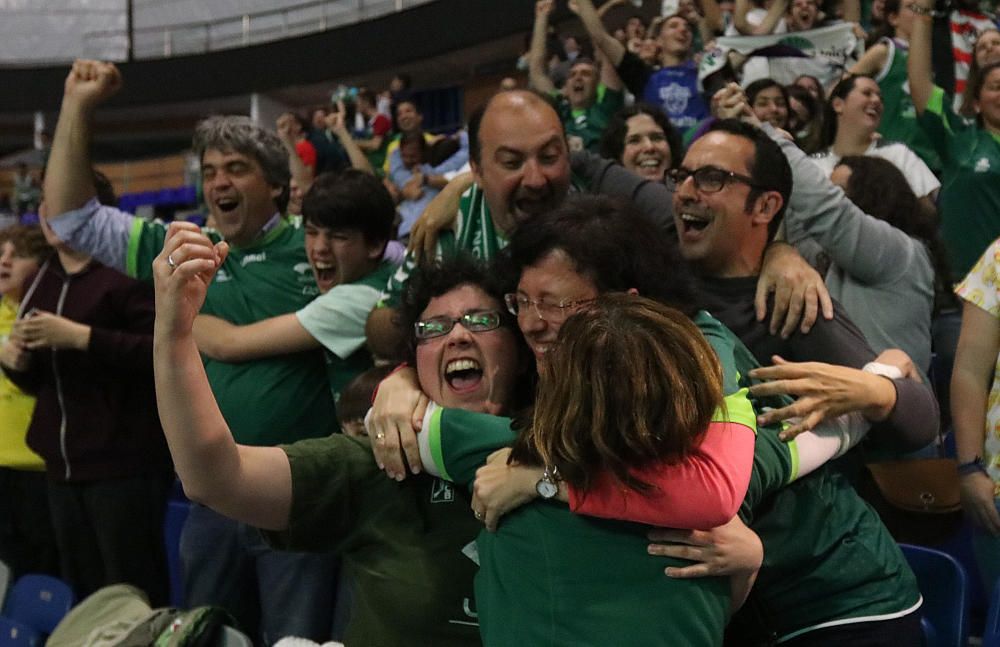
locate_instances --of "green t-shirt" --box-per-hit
[876,38,942,173]
[127,217,337,445]
[297,260,397,402]
[264,436,481,647]
[919,85,1000,281]
[381,184,508,307]
[555,85,626,153]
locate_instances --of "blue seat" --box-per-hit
[2,574,74,635]
[164,494,191,608]
[983,579,1000,647]
[901,543,969,647]
[0,616,41,646]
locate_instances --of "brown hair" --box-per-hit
[510,293,724,494]
[1,225,51,262]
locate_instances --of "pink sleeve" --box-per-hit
[568,420,755,530]
[295,140,317,169]
[372,114,392,137]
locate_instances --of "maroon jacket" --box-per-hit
[6,256,171,482]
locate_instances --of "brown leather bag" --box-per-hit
[866,458,962,513]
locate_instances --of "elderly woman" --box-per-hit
[153,221,528,647]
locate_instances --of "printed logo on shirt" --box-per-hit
[976,157,991,173]
[240,252,267,267]
[659,83,692,118]
[430,478,455,503]
[214,268,231,283]
[293,262,312,275]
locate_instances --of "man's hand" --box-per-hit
[63,59,122,113]
[748,356,897,439]
[960,471,1000,536]
[471,448,543,531]
[401,173,425,201]
[537,0,555,17]
[367,367,428,480]
[153,222,228,341]
[407,172,472,260]
[711,83,759,124]
[756,242,833,338]
[13,311,90,351]
[325,101,350,136]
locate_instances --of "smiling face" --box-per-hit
[657,16,693,58]
[414,284,521,413]
[472,93,571,236]
[201,148,281,247]
[622,113,672,181]
[751,86,789,129]
[396,102,423,134]
[0,240,39,300]
[672,132,775,277]
[515,249,600,367]
[975,67,1000,132]
[834,77,883,134]
[303,223,382,294]
[563,61,599,109]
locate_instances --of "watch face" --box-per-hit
[536,478,559,499]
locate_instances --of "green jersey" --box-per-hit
[264,436,481,647]
[380,184,507,307]
[919,86,1000,281]
[296,260,397,402]
[126,217,337,445]
[876,38,942,173]
[554,85,626,153]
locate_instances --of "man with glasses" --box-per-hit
[673,119,936,455]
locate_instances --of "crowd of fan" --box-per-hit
[0,0,999,644]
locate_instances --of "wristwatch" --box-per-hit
[536,465,561,499]
[958,456,989,477]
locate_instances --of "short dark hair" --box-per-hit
[398,254,517,362]
[503,194,699,315]
[301,170,394,248]
[395,99,421,117]
[0,224,51,262]
[706,119,792,241]
[745,78,790,128]
[357,88,377,108]
[399,132,428,154]
[599,103,684,170]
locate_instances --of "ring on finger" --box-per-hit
[374,430,386,441]
[474,510,484,521]
[166,253,178,269]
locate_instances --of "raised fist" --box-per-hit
[63,59,122,111]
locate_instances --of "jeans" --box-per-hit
[180,504,337,645]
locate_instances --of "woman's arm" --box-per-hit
[849,41,889,76]
[952,300,1000,535]
[153,221,293,531]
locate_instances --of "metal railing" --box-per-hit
[83,0,432,61]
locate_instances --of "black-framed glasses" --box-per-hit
[504,293,596,322]
[665,165,760,193]
[414,309,504,341]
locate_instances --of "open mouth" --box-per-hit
[215,197,239,213]
[680,212,711,233]
[445,358,483,393]
[312,261,337,286]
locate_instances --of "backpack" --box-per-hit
[46,584,235,647]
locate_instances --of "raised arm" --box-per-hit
[571,0,627,66]
[734,0,788,34]
[276,114,315,196]
[328,102,374,175]
[907,0,935,116]
[153,221,292,530]
[45,60,121,219]
[529,0,559,95]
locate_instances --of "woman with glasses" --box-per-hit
[152,223,529,647]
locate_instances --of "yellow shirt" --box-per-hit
[0,298,42,470]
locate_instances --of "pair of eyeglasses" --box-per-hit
[504,293,595,322]
[414,310,504,341]
[665,165,760,193]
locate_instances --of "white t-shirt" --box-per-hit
[808,140,941,199]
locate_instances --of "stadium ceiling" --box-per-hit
[0,0,432,66]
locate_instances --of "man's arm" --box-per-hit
[328,102,374,175]
[194,313,319,363]
[44,59,121,219]
[529,1,559,95]
[570,0,627,67]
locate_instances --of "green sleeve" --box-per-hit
[422,408,518,485]
[739,427,798,523]
[596,85,625,116]
[263,435,399,554]
[125,219,222,282]
[916,86,961,163]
